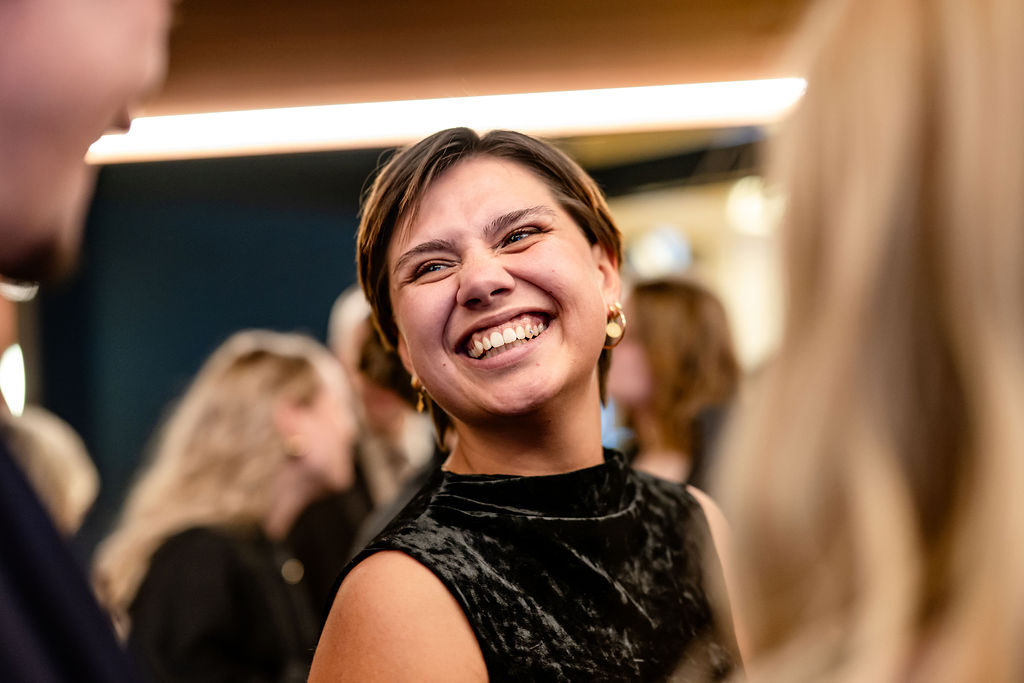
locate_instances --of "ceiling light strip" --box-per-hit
[87,78,806,164]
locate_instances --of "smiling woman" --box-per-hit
[310,128,741,682]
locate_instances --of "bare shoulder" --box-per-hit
[309,550,488,683]
[685,485,733,581]
[686,485,730,544]
[686,485,749,662]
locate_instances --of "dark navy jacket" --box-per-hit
[0,436,139,681]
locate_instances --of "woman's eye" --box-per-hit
[503,227,540,246]
[413,262,448,279]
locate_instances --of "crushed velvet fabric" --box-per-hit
[338,449,738,682]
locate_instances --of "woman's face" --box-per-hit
[291,374,357,492]
[387,156,619,426]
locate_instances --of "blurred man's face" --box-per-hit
[0,0,173,282]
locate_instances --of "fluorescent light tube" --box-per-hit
[87,78,806,164]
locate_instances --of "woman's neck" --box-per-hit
[444,393,605,476]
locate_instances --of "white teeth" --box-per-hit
[466,317,549,359]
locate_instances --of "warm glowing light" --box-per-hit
[88,78,806,164]
[0,344,26,417]
[726,175,785,237]
[627,225,693,280]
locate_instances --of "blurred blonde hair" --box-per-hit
[716,0,1024,680]
[3,405,98,535]
[93,330,340,634]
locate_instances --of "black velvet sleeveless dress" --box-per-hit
[336,449,738,682]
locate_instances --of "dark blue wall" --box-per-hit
[39,149,387,553]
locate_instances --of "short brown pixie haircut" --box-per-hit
[357,127,623,352]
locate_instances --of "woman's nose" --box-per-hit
[456,253,515,307]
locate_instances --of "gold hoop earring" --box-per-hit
[603,302,626,349]
[410,375,427,413]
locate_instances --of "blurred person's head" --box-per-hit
[0,0,172,282]
[327,286,418,447]
[327,285,373,385]
[716,0,1024,680]
[93,330,356,631]
[327,286,416,435]
[2,406,99,536]
[356,127,623,444]
[608,277,739,457]
[356,319,419,435]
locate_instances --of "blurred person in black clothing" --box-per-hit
[93,331,355,682]
[292,304,445,615]
[328,288,435,510]
[0,0,172,680]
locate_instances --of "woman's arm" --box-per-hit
[687,486,750,664]
[309,550,488,682]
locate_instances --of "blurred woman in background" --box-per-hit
[716,0,1024,680]
[94,330,355,683]
[608,277,740,488]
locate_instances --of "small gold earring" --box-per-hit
[410,375,426,413]
[603,302,627,349]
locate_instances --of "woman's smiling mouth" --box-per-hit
[463,313,550,359]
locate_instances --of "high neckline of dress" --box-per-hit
[432,449,634,519]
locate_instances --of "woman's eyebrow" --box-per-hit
[393,238,455,274]
[483,206,555,240]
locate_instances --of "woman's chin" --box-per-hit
[448,375,580,427]
[445,396,546,426]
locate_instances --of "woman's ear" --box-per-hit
[591,243,622,304]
